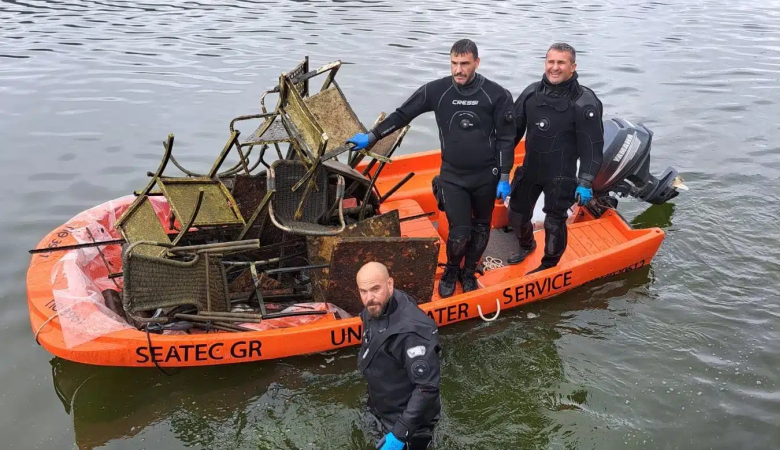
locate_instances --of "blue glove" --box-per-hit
[575,185,593,205]
[378,432,404,450]
[496,180,511,201]
[347,132,371,150]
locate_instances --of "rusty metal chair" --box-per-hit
[267,159,346,236]
[121,239,261,328]
[227,57,312,171]
[118,134,275,247]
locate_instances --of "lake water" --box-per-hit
[2,0,780,448]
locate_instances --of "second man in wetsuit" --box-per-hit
[507,42,604,273]
[348,39,516,298]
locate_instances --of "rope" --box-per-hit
[482,256,504,271]
[34,304,76,345]
[145,324,173,376]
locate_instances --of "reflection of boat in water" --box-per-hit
[50,354,357,449]
[26,57,686,368]
[49,264,655,449]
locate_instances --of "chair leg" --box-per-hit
[170,189,204,246]
[208,130,240,178]
[237,190,273,241]
[249,263,267,318]
[116,134,174,229]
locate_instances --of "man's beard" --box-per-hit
[367,301,384,318]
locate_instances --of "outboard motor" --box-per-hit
[589,118,686,215]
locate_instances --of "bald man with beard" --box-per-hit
[356,262,442,450]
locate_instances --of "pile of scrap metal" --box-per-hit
[111,57,440,332]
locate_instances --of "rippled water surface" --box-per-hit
[2,0,780,449]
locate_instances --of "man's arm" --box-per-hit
[513,82,536,148]
[574,89,605,188]
[389,331,441,442]
[366,82,434,147]
[493,87,517,182]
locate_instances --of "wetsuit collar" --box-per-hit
[541,71,579,98]
[535,71,579,111]
[370,292,398,321]
[452,72,484,96]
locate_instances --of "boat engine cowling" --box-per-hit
[590,118,685,212]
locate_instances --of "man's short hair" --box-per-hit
[451,39,478,59]
[548,42,576,63]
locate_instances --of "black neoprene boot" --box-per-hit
[438,265,459,298]
[459,266,479,292]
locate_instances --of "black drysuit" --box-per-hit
[508,72,604,267]
[359,289,442,448]
[369,73,516,271]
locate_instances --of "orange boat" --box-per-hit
[26,113,686,368]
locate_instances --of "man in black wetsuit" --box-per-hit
[347,39,516,298]
[356,262,441,450]
[507,42,604,274]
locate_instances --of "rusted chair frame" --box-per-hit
[116,135,207,256]
[266,159,347,236]
[357,125,411,220]
[121,239,261,327]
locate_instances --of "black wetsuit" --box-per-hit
[508,72,604,268]
[359,289,442,449]
[369,73,516,273]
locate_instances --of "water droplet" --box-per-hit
[697,392,702,396]
[757,381,762,385]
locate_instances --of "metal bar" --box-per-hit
[379,172,414,203]
[237,190,273,241]
[205,253,212,312]
[174,313,263,324]
[115,134,174,229]
[170,189,204,247]
[166,239,260,254]
[208,130,240,178]
[263,310,328,319]
[360,158,379,177]
[85,228,121,288]
[220,250,307,268]
[196,311,263,320]
[249,263,267,318]
[29,238,126,254]
[264,263,329,275]
[235,141,251,176]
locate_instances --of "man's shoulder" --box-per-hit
[394,290,438,329]
[573,84,601,108]
[514,81,540,107]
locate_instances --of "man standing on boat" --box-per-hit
[507,43,604,273]
[356,262,442,450]
[347,39,517,298]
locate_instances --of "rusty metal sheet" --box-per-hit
[306,210,401,302]
[317,236,440,315]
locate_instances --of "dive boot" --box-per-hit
[459,267,480,293]
[508,240,537,265]
[526,263,555,275]
[438,265,459,298]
